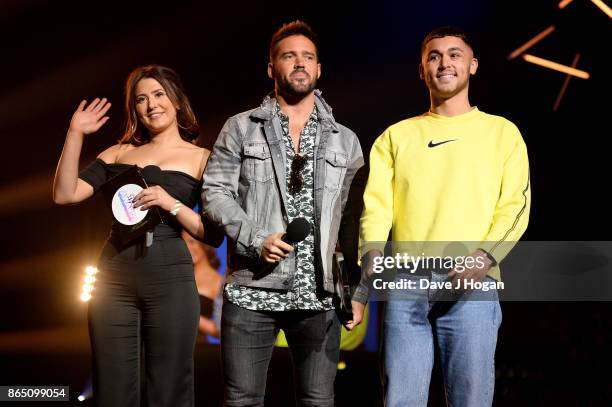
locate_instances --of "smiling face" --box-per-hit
[420,35,478,101]
[268,34,321,98]
[134,77,179,136]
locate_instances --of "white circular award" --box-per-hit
[111,184,148,225]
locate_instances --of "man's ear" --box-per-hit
[267,62,273,79]
[316,63,321,80]
[419,64,425,80]
[470,58,478,75]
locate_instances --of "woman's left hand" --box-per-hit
[133,186,176,212]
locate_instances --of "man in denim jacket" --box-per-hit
[202,20,363,406]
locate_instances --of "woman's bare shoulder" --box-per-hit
[97,143,135,163]
[181,143,211,178]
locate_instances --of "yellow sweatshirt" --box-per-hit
[360,107,530,281]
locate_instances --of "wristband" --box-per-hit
[169,200,182,216]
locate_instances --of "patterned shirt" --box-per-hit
[224,102,334,311]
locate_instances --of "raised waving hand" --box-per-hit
[53,98,112,205]
[69,98,112,135]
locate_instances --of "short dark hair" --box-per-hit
[421,26,475,58]
[269,20,319,61]
[120,65,199,145]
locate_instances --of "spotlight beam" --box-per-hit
[591,0,612,19]
[523,54,590,79]
[559,0,574,9]
[553,53,581,112]
[508,26,555,60]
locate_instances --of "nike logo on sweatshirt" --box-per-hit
[428,139,457,148]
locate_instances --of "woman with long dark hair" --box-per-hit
[53,65,209,406]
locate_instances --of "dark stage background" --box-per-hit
[0,0,610,405]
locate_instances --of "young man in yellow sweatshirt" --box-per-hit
[347,27,530,406]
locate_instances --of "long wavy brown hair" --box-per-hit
[119,65,199,145]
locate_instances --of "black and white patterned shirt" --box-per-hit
[224,102,334,311]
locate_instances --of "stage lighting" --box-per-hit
[522,54,590,79]
[507,26,555,60]
[78,379,93,403]
[553,53,581,112]
[591,0,612,19]
[512,0,604,110]
[80,266,98,302]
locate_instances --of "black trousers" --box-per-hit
[88,229,199,407]
[221,301,341,407]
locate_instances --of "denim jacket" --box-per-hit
[202,90,364,293]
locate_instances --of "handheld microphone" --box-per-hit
[261,218,310,268]
[281,218,311,244]
[141,165,164,185]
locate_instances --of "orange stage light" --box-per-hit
[508,26,556,60]
[591,0,612,19]
[553,53,581,112]
[522,54,590,79]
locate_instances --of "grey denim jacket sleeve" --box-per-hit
[201,115,269,258]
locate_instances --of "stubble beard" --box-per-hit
[276,68,317,98]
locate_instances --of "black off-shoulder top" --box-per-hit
[79,158,202,210]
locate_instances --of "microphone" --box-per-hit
[138,165,165,232]
[261,218,310,268]
[281,218,311,244]
[141,165,164,186]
